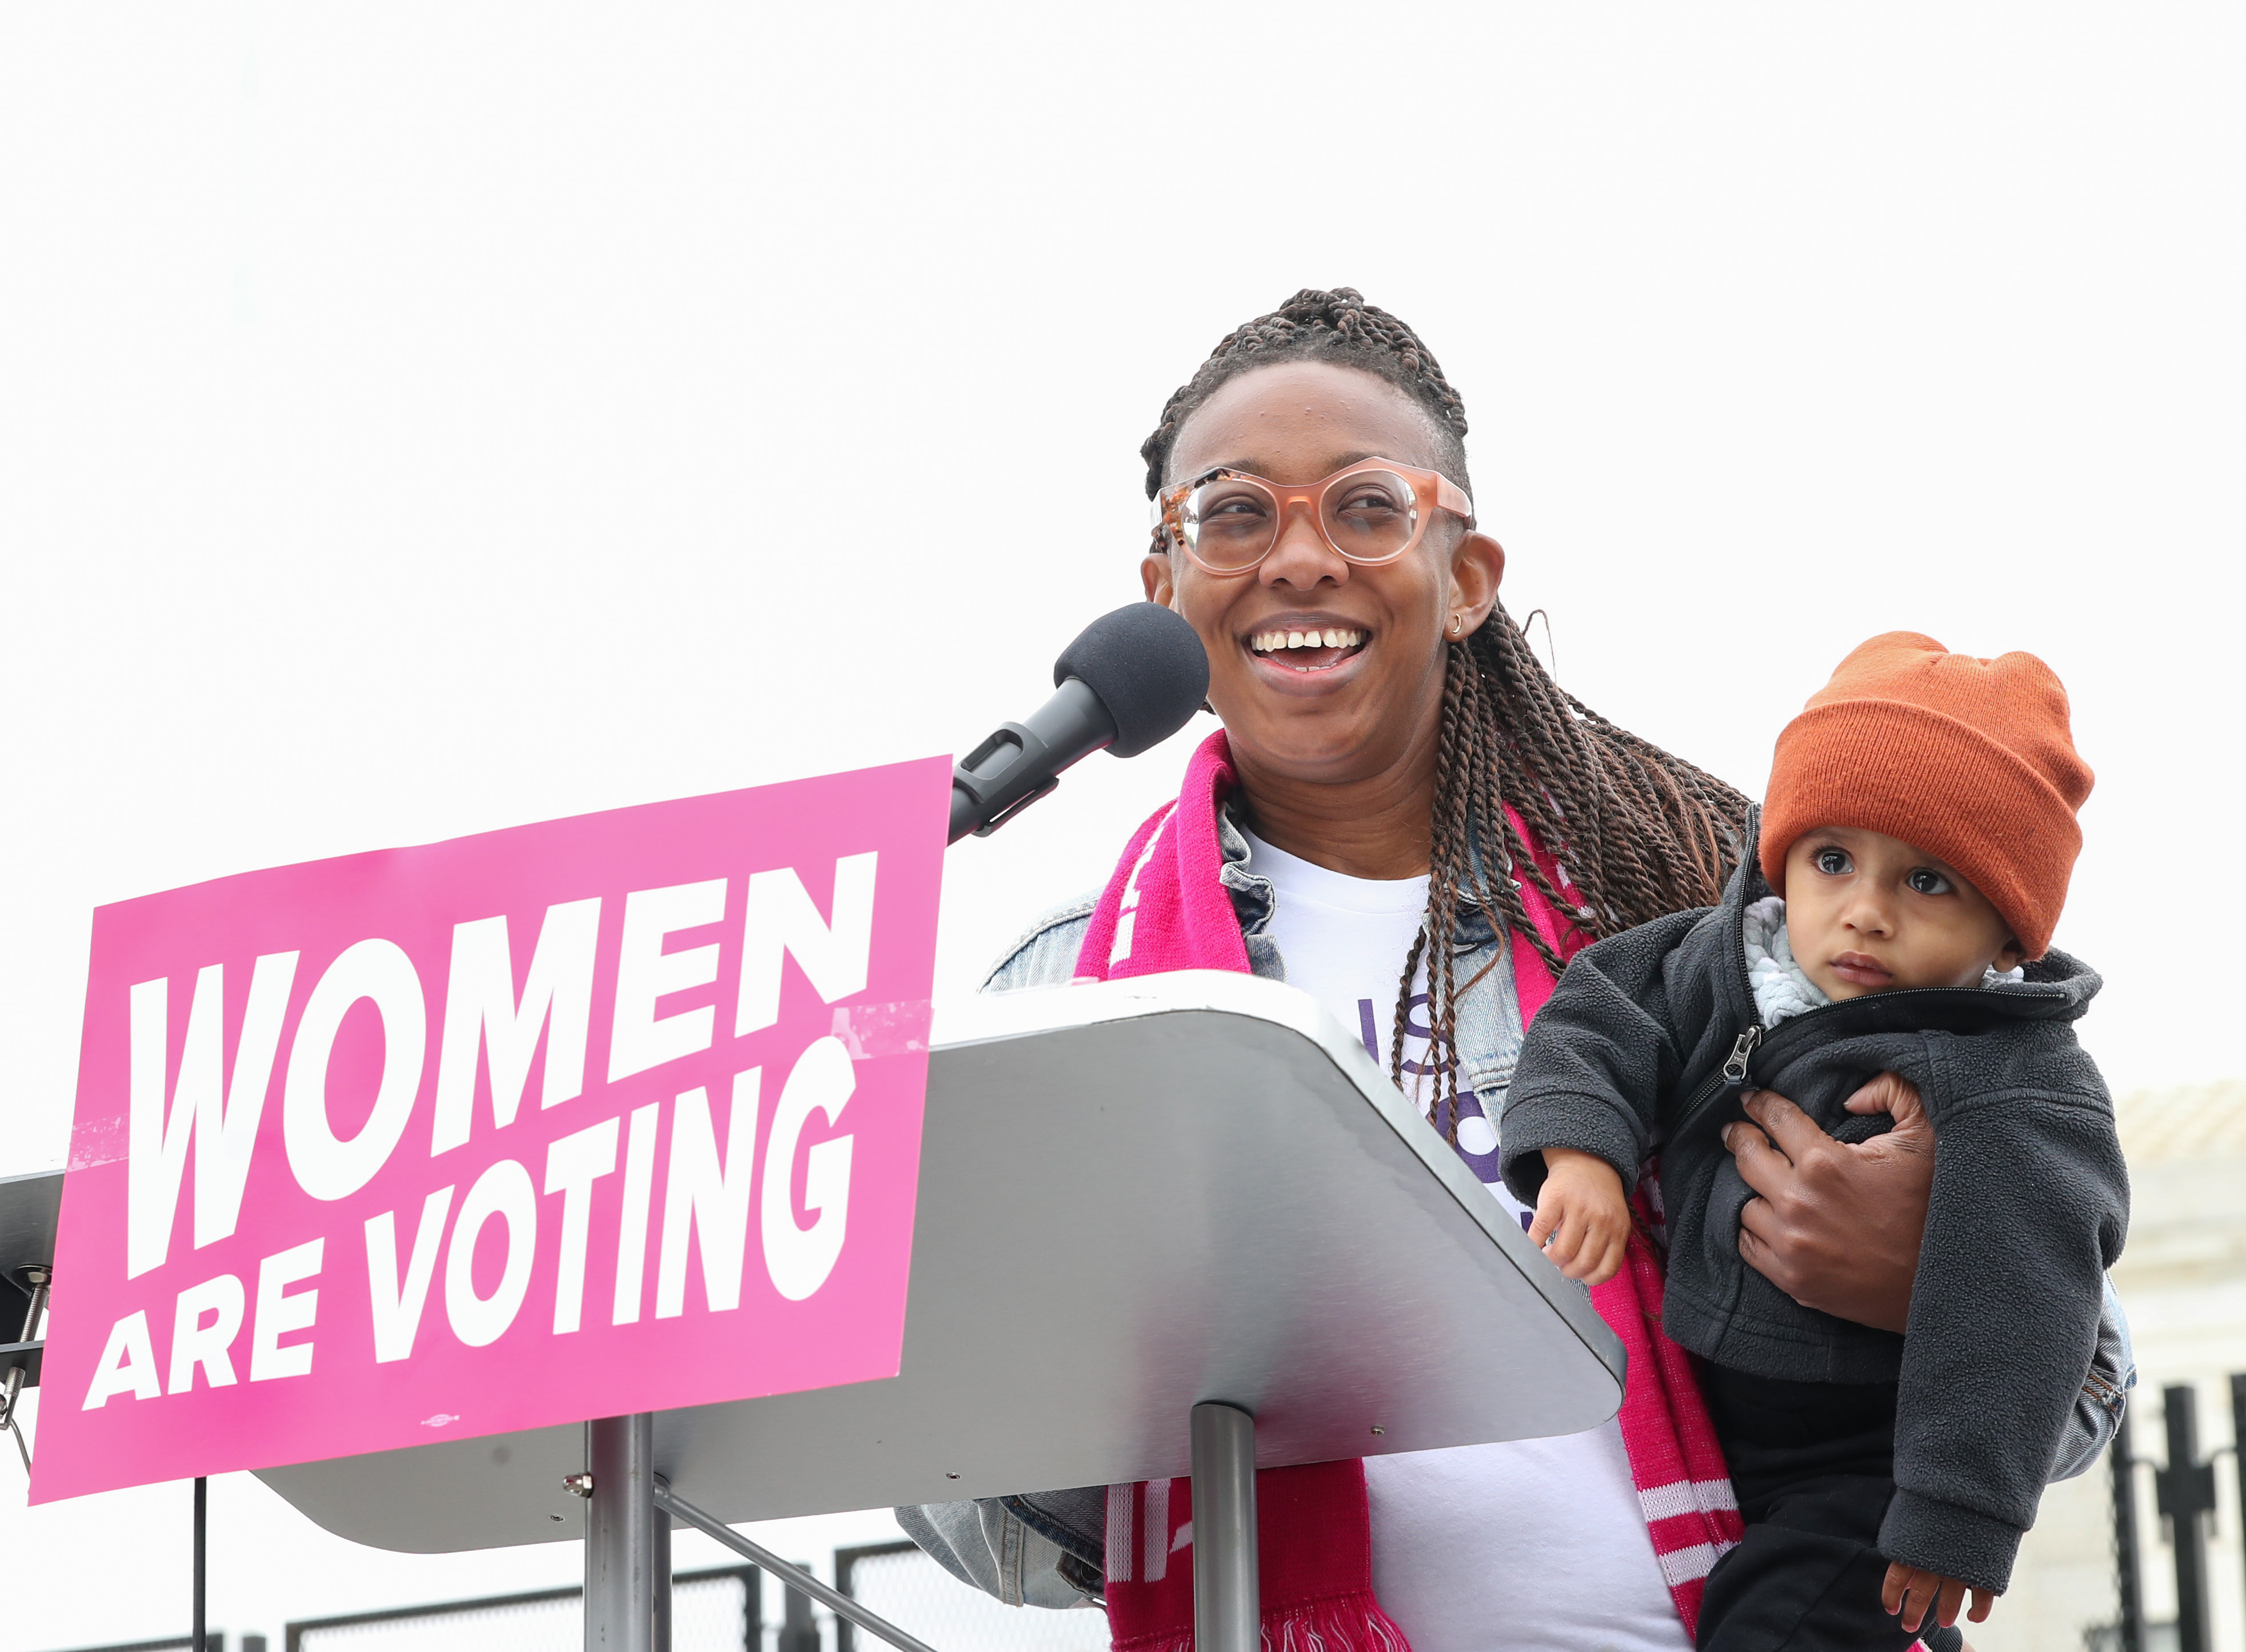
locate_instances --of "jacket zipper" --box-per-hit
[1671,807,2072,1140]
[1672,831,1773,1133]
[1676,1023,1763,1130]
[1672,974,2071,1138]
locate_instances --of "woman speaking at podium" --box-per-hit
[901,290,2124,1652]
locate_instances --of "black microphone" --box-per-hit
[949,603,1210,843]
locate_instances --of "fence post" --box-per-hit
[2232,1374,2246,1630]
[779,1567,820,1652]
[2113,1405,2147,1652]
[2155,1385,2217,1652]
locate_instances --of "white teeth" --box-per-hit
[1250,628,1367,653]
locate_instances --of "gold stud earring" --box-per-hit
[1450,614,1463,637]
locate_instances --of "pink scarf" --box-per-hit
[1078,731,1745,1650]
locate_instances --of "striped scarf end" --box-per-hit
[1269,1596,1413,1652]
[1112,1594,1413,1652]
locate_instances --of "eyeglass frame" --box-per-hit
[1149,457,1477,576]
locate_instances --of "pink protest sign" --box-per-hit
[32,758,949,1503]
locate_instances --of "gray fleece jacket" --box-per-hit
[1497,823,2128,1595]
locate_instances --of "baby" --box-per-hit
[1500,633,2127,1651]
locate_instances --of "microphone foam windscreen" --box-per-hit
[1053,602,1211,759]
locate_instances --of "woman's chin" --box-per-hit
[1221,701,1408,781]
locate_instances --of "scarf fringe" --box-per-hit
[1115,1593,1411,1652]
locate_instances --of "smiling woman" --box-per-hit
[1136,294,1748,1133]
[895,291,2081,1652]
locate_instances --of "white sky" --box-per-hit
[1,4,2240,1646]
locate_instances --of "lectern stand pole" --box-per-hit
[652,1485,672,1652]
[1190,1402,1260,1652]
[586,1413,661,1652]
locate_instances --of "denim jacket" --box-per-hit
[897,805,2135,1606]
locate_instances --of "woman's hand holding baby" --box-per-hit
[1528,1148,1630,1286]
[1724,1074,1935,1333]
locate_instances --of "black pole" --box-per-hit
[779,1569,819,1652]
[2112,1405,2146,1652]
[2232,1374,2246,1635]
[652,1500,671,1652]
[194,1475,208,1652]
[2156,1386,2217,1652]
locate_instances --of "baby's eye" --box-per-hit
[1814,847,1852,876]
[1907,867,1953,896]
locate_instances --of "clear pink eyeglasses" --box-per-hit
[1152,458,1475,575]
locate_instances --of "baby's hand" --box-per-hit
[1526,1148,1630,1286]
[1882,1560,1995,1634]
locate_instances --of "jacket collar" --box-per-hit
[1216,800,1504,953]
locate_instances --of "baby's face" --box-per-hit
[1781,825,2026,1001]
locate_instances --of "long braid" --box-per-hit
[1145,289,1754,1129]
[1401,651,1481,1135]
[1393,613,1751,1137]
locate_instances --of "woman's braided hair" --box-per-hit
[1145,289,1754,1135]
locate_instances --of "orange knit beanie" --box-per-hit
[1759,633,2093,960]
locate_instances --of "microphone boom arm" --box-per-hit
[948,677,1114,843]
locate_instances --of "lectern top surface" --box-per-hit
[260,971,1625,1553]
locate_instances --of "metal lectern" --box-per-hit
[30,971,1629,1652]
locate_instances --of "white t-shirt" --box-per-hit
[1242,831,1693,1652]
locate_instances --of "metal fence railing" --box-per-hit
[41,1530,1111,1652]
[833,1542,1107,1652]
[44,1640,258,1652]
[2092,1377,2246,1652]
[2088,1629,2184,1652]
[283,1565,758,1652]
[70,1419,2246,1652]
[221,1538,1106,1652]
[94,1443,2246,1652]
[259,1541,1106,1652]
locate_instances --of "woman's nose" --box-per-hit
[1258,501,1349,587]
